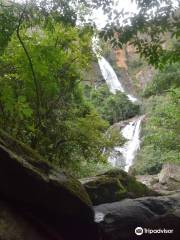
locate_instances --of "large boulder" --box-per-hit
[0,129,100,240]
[159,163,180,190]
[81,169,157,205]
[95,193,180,240]
[136,163,180,195]
[0,199,62,240]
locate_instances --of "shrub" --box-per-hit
[134,88,180,174]
[143,63,180,97]
[86,84,140,124]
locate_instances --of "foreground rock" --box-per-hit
[0,199,61,240]
[0,129,100,240]
[95,193,180,240]
[81,169,158,205]
[136,163,180,195]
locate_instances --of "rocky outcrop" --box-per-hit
[0,129,100,240]
[110,116,144,133]
[83,60,105,86]
[159,163,180,189]
[115,48,128,70]
[95,193,180,240]
[135,66,154,88]
[81,169,157,205]
[114,44,154,95]
[136,163,180,195]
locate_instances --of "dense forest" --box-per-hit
[0,1,180,239]
[0,0,179,177]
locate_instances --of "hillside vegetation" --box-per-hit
[134,63,180,174]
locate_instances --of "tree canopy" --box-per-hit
[1,0,179,68]
[0,0,179,176]
[0,0,124,177]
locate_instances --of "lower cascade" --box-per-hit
[109,116,144,172]
[98,56,143,172]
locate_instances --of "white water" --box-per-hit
[98,57,137,103]
[108,116,143,171]
[97,56,142,172]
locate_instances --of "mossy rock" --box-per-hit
[0,129,93,226]
[81,169,158,205]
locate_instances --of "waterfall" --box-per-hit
[98,57,137,102]
[97,56,142,172]
[98,57,125,94]
[108,116,143,171]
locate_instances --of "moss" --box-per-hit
[84,176,128,205]
[126,176,151,197]
[99,168,128,178]
[102,169,154,196]
[83,169,157,205]
[56,172,92,206]
[0,129,50,169]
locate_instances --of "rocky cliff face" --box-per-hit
[83,60,105,87]
[115,48,128,70]
[83,44,154,96]
[113,44,154,95]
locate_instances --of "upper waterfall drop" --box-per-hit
[98,57,137,102]
[98,57,125,94]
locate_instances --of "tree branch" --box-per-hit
[16,3,41,127]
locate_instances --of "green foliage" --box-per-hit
[134,89,180,174]
[143,62,180,97]
[100,0,180,68]
[0,5,120,177]
[2,0,179,178]
[86,84,140,124]
[67,161,113,178]
[0,0,19,54]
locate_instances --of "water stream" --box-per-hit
[98,57,137,102]
[98,56,143,172]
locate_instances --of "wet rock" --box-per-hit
[95,193,180,240]
[110,116,141,133]
[81,169,158,205]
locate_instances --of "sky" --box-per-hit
[14,0,138,29]
[92,0,137,29]
[92,0,179,29]
[14,0,179,29]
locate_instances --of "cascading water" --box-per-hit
[98,57,124,94]
[97,56,143,172]
[98,57,137,103]
[108,116,143,171]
